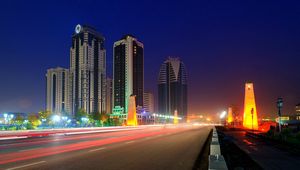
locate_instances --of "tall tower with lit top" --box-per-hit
[70,24,106,115]
[243,82,258,130]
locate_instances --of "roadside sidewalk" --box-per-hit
[223,130,300,170]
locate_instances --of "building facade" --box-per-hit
[46,67,72,115]
[106,77,113,114]
[113,35,144,114]
[295,103,300,120]
[70,24,106,114]
[158,57,188,118]
[143,92,154,113]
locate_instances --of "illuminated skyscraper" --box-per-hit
[113,35,144,114]
[243,82,258,130]
[158,57,188,118]
[70,24,106,115]
[46,67,71,115]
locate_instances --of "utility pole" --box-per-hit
[277,98,283,133]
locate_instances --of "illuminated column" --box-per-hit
[127,95,138,126]
[243,82,258,130]
[174,110,178,124]
[227,107,233,124]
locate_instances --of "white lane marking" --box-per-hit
[0,136,28,141]
[18,147,42,152]
[88,147,106,152]
[64,128,142,136]
[6,161,46,170]
[125,141,135,144]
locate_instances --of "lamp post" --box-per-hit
[219,111,227,125]
[3,113,8,124]
[277,98,283,133]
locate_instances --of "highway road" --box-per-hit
[0,125,212,170]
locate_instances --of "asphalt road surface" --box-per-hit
[0,125,212,170]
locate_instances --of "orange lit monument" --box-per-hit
[243,82,258,130]
[174,110,178,124]
[127,95,138,126]
[227,107,233,124]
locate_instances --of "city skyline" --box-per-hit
[1,1,300,117]
[1,2,300,170]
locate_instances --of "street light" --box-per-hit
[3,113,8,124]
[220,111,227,119]
[277,97,283,132]
[219,111,227,125]
[52,115,61,123]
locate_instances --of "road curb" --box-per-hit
[209,127,228,170]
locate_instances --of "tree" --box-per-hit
[100,113,108,122]
[75,109,88,121]
[38,110,51,120]
[91,112,109,126]
[27,113,41,129]
[100,113,109,126]
[38,110,52,126]
[13,114,24,130]
[74,109,89,126]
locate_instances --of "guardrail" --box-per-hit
[208,127,228,170]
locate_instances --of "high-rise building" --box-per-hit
[113,35,144,114]
[106,77,113,114]
[143,92,154,113]
[158,57,188,118]
[46,67,71,115]
[243,82,258,130]
[70,24,106,114]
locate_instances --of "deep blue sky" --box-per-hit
[1,0,300,118]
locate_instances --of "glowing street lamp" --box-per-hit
[52,115,61,123]
[3,113,8,124]
[220,111,227,119]
[219,111,227,125]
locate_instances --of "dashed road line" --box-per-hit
[125,141,135,144]
[18,147,42,152]
[88,147,106,152]
[6,161,46,170]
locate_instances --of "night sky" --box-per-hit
[1,0,300,118]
